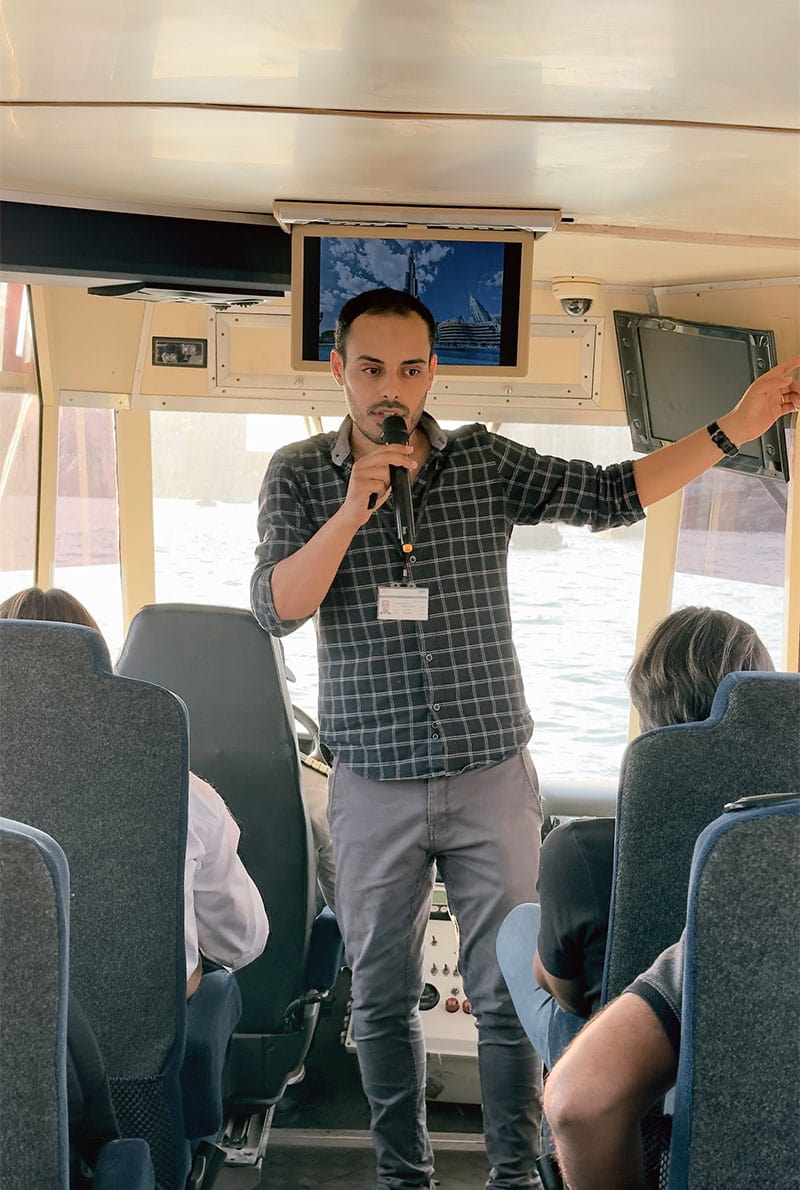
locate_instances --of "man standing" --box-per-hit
[251,286,798,1190]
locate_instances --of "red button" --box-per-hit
[445,997,459,1013]
[462,999,472,1014]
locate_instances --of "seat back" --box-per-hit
[117,603,319,1104]
[669,793,800,1189]
[0,621,189,1189]
[603,671,800,1001]
[0,817,70,1190]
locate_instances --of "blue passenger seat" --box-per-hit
[668,792,800,1189]
[602,669,800,1187]
[603,670,800,1001]
[525,670,800,1190]
[0,815,154,1190]
[0,619,235,1189]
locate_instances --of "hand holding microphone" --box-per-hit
[381,414,415,555]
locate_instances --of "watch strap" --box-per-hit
[706,420,739,457]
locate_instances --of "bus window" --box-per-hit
[499,422,647,786]
[150,410,318,710]
[671,464,787,665]
[151,411,649,778]
[53,406,123,655]
[0,284,39,601]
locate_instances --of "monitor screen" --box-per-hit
[290,224,534,376]
[614,312,789,481]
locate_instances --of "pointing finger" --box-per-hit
[769,355,800,378]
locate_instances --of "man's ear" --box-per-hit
[428,353,438,387]
[330,349,345,387]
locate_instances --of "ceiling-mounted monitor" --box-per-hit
[290,224,534,377]
[614,311,789,482]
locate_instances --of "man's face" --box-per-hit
[330,311,437,451]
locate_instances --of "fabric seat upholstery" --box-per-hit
[0,621,189,1188]
[117,603,343,1109]
[669,793,800,1188]
[0,815,155,1190]
[603,670,800,1002]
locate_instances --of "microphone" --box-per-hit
[381,414,415,555]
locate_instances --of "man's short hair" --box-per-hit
[627,605,775,732]
[334,288,438,360]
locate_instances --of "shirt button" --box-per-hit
[409,554,417,563]
[433,703,440,711]
[432,733,440,740]
[425,653,433,662]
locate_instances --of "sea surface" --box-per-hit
[8,496,781,788]
[150,501,783,786]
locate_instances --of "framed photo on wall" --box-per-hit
[152,337,207,367]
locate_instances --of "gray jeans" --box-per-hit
[328,750,543,1190]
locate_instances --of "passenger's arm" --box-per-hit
[190,775,269,971]
[544,992,678,1190]
[186,959,202,999]
[268,443,417,623]
[534,951,585,1016]
[632,355,800,508]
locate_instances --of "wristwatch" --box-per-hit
[706,420,739,457]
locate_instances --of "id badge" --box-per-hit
[377,584,430,621]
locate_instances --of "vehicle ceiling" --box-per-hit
[1,0,798,287]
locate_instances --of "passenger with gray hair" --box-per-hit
[627,604,774,732]
[496,607,774,1070]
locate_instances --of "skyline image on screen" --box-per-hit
[317,236,508,366]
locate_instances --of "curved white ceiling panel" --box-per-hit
[1,107,797,241]
[1,0,798,128]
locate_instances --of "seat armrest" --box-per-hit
[182,970,243,1140]
[304,907,344,994]
[93,1138,155,1190]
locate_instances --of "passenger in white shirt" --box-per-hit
[186,770,269,996]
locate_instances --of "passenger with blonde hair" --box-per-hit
[496,606,774,1070]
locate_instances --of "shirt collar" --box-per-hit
[331,410,448,467]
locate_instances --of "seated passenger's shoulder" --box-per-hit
[188,770,236,823]
[186,771,246,873]
[543,816,615,856]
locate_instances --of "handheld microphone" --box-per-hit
[381,414,415,555]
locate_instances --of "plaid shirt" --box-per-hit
[251,414,644,780]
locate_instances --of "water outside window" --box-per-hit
[499,422,646,786]
[671,461,787,667]
[0,284,40,602]
[151,410,314,675]
[53,407,123,655]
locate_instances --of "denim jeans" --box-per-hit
[495,902,585,1072]
[328,750,544,1190]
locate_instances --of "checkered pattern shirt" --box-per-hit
[251,414,644,780]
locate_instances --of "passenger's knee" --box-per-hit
[544,1051,613,1143]
[543,1061,584,1135]
[500,901,540,941]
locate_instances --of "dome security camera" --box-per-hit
[552,278,601,317]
